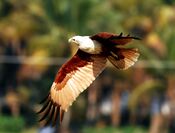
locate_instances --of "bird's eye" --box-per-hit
[72,39,75,41]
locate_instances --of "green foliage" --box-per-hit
[0,116,25,133]
[0,0,13,17]
[164,28,175,60]
[0,0,175,131]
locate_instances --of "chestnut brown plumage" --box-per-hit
[37,32,140,126]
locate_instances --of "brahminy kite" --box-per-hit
[37,32,140,126]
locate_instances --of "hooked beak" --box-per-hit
[68,38,72,43]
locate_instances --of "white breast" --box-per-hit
[78,36,102,54]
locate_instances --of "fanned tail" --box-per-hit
[107,48,139,70]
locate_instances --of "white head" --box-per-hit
[68,36,94,53]
[68,35,102,54]
[68,36,91,46]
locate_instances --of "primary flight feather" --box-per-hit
[37,32,140,126]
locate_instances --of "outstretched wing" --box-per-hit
[90,32,140,46]
[37,50,107,125]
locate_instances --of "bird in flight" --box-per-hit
[37,32,140,126]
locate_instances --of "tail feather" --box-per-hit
[107,48,139,70]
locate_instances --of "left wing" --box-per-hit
[37,50,107,125]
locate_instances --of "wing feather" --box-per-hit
[90,32,140,46]
[38,50,106,125]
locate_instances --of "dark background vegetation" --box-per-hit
[0,0,175,133]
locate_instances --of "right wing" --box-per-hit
[90,32,140,46]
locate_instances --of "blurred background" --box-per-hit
[0,0,175,133]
